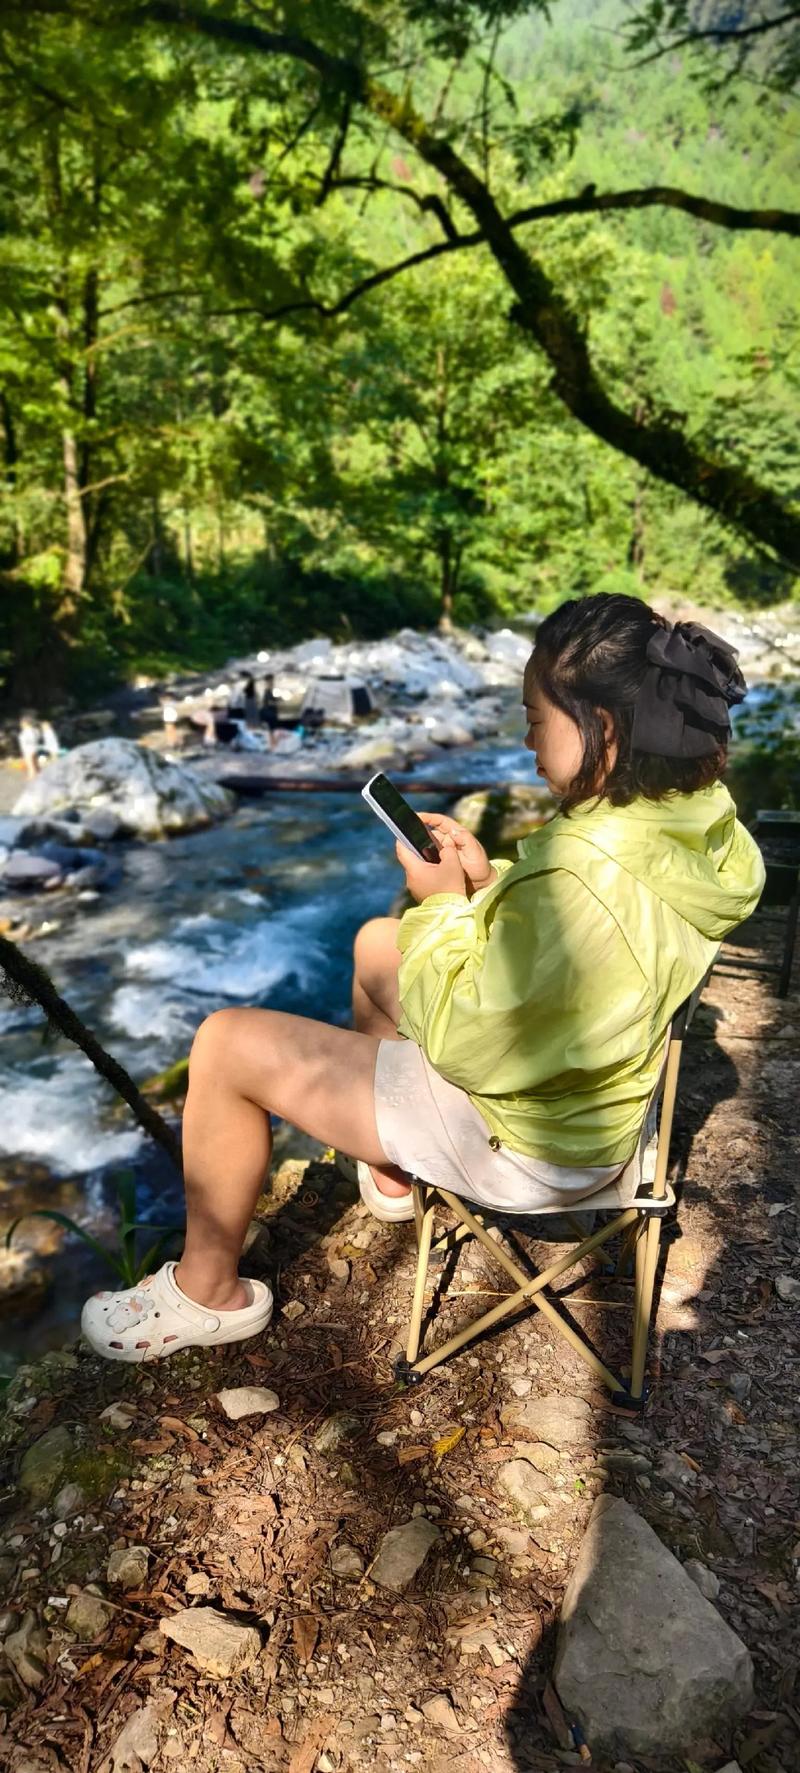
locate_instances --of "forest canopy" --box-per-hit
[1,0,798,703]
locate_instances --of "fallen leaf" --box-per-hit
[292,1614,319,1665]
[288,1713,335,1773]
[433,1426,466,1465]
[159,1415,200,1440]
[131,1438,175,1455]
[244,1352,273,1371]
[397,1444,428,1466]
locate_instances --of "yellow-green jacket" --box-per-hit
[396,783,764,1167]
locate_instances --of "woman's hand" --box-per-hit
[395,831,467,903]
[417,812,497,896]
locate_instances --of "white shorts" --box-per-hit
[373,1038,621,1215]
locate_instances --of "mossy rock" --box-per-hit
[452,784,551,860]
[142,1055,189,1101]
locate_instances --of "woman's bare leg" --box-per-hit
[176,1008,393,1311]
[351,916,412,1197]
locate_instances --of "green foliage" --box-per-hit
[6,1171,183,1288]
[0,0,797,706]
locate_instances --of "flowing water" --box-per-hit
[0,711,536,1363]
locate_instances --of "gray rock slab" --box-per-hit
[554,1496,754,1759]
[501,1392,592,1448]
[370,1518,440,1591]
[2,850,63,889]
[19,1424,73,1503]
[159,1605,262,1676]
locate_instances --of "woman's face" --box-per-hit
[523,680,584,795]
[523,671,616,798]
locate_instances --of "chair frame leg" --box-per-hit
[778,889,799,998]
[629,1214,662,1401]
[406,1186,436,1366]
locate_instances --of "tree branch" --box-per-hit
[123,2,800,565]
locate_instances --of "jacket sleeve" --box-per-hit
[396,864,649,1096]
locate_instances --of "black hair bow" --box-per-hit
[631,620,746,759]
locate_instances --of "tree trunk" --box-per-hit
[0,390,20,566]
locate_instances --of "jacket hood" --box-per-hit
[517,782,765,942]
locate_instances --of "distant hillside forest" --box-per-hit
[1,0,798,703]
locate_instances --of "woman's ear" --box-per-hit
[598,707,618,766]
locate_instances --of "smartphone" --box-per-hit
[362,772,440,863]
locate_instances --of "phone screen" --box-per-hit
[367,774,440,862]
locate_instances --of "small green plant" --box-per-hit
[5,1171,183,1288]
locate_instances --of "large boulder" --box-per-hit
[554,1496,754,1760]
[14,739,234,839]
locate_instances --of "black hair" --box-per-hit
[526,593,727,812]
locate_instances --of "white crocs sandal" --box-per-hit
[356,1160,415,1223]
[334,1150,415,1222]
[81,1261,273,1364]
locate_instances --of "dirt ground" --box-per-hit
[0,903,798,1773]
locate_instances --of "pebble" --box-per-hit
[313,1411,360,1455]
[410,1408,424,1428]
[683,1558,720,1602]
[215,1385,280,1420]
[283,1300,305,1320]
[370,1517,440,1591]
[467,1529,488,1550]
[509,1377,532,1397]
[327,1258,350,1282]
[376,1429,398,1447]
[330,1543,365,1579]
[159,1606,261,1676]
[727,1372,752,1402]
[421,1693,461,1734]
[53,1482,86,1521]
[65,1589,114,1640]
[185,1571,211,1596]
[471,1555,497,1576]
[498,1458,553,1523]
[4,1610,49,1689]
[107,1544,150,1590]
[99,1400,138,1432]
[775,1274,800,1302]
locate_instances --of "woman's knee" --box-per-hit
[353,916,401,978]
[190,1006,251,1073]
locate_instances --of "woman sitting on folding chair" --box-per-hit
[82,593,764,1362]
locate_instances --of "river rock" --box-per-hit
[0,1247,49,1317]
[452,783,549,858]
[775,1274,800,1302]
[18,1424,73,1502]
[500,1393,592,1448]
[107,1544,150,1589]
[4,1610,49,1689]
[215,1385,280,1420]
[159,1606,262,1675]
[13,738,234,839]
[554,1496,754,1759]
[1,850,64,889]
[66,1588,114,1640]
[498,1458,553,1523]
[370,1517,440,1591]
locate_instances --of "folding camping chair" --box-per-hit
[396,992,696,1408]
